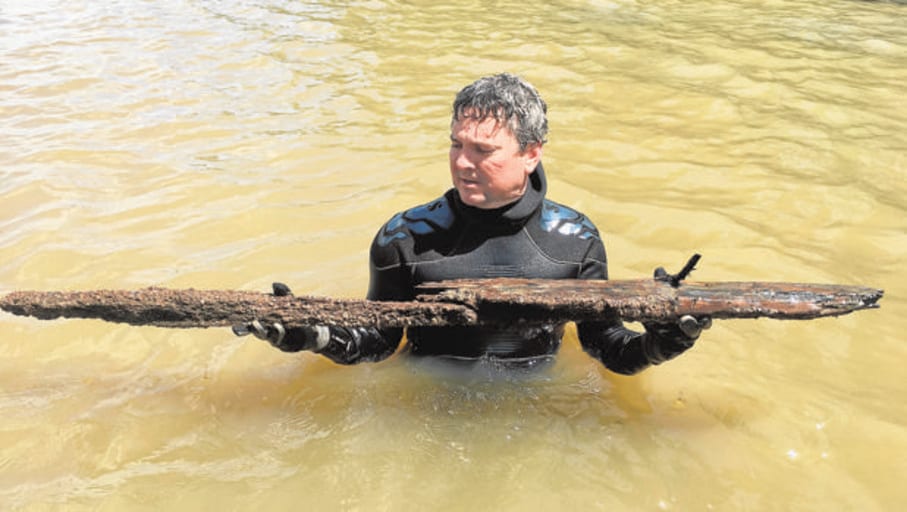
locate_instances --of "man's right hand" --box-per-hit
[231,282,331,353]
[233,321,330,352]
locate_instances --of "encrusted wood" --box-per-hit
[0,288,476,329]
[0,279,883,329]
[417,279,884,323]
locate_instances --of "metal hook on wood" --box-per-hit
[655,253,702,288]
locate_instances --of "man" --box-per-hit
[236,73,710,374]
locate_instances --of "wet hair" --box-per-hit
[452,73,548,151]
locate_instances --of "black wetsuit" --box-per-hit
[289,164,694,374]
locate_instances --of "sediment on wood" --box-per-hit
[0,279,882,329]
[417,278,884,322]
[0,288,477,329]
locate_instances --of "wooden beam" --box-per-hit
[418,278,883,322]
[0,278,882,329]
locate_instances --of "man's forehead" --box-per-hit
[451,114,512,138]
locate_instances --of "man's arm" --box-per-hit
[282,236,412,364]
[275,324,401,365]
[233,281,402,364]
[240,230,410,364]
[577,312,701,375]
[574,241,705,375]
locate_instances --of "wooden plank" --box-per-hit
[417,279,884,322]
[0,278,882,329]
[0,288,476,329]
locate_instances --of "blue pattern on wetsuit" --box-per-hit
[376,197,455,247]
[377,212,407,246]
[539,200,599,240]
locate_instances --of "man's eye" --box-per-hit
[477,147,494,154]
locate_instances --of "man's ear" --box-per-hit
[523,143,543,174]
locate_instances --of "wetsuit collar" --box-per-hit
[451,162,548,227]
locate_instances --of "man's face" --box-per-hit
[449,113,542,210]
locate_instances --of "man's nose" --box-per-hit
[452,148,474,170]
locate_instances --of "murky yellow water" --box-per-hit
[2,0,905,510]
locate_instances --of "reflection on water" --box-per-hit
[1,0,905,510]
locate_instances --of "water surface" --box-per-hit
[1,0,905,510]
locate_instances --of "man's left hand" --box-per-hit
[642,314,712,364]
[678,314,712,339]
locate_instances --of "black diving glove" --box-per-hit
[643,266,713,363]
[232,282,331,353]
[641,315,711,364]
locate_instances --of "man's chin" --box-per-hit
[456,189,487,208]
[461,193,507,210]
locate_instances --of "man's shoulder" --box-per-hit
[374,193,456,248]
[537,199,600,241]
